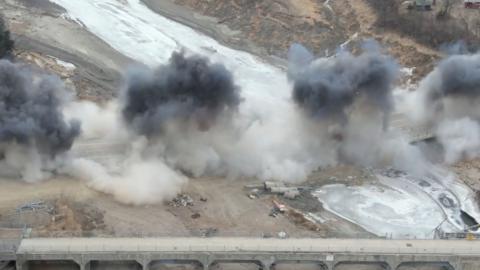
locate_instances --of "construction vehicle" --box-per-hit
[404,0,435,10]
[465,0,480,8]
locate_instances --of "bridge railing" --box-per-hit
[17,241,480,256]
[3,225,480,242]
[22,229,386,239]
[0,241,18,252]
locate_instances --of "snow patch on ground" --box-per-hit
[313,182,445,239]
[51,57,76,71]
[314,168,480,239]
[48,0,291,105]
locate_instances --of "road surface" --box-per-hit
[17,238,480,255]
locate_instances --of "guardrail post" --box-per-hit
[386,258,400,270]
[452,257,464,270]
[141,258,150,270]
[200,255,211,270]
[80,256,91,270]
[261,257,275,270]
[16,259,24,270]
[324,260,334,270]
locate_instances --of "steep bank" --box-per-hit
[1,0,135,100]
[144,0,479,82]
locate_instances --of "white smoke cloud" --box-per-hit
[10,46,476,205]
[285,42,431,174]
[67,151,187,205]
[59,46,435,205]
[436,118,480,164]
[408,52,480,164]
[0,143,56,182]
[63,100,124,140]
[61,101,188,205]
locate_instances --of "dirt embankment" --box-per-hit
[365,0,480,79]
[144,0,349,58]
[1,0,135,101]
[367,0,480,50]
[145,0,478,83]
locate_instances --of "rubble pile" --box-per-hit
[16,201,53,214]
[247,181,302,199]
[169,194,194,207]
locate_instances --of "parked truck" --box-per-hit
[465,0,480,8]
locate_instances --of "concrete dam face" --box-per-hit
[2,238,480,270]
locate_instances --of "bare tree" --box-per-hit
[475,18,480,38]
[437,0,453,19]
[0,17,14,58]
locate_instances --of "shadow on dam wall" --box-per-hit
[5,260,471,270]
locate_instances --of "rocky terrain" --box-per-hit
[0,0,371,241]
[0,2,479,270]
[144,0,480,81]
[0,0,479,249]
[1,0,134,101]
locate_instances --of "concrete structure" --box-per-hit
[0,239,20,261]
[0,238,477,270]
[390,113,433,142]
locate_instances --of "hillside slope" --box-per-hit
[144,0,480,81]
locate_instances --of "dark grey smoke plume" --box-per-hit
[287,43,314,80]
[425,53,480,103]
[289,43,399,127]
[0,60,80,157]
[414,52,480,164]
[122,51,241,135]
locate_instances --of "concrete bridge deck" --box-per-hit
[5,238,480,270]
[15,238,480,255]
[0,239,20,261]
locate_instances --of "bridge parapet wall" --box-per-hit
[13,251,480,270]
[7,238,480,270]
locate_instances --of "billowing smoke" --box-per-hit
[67,46,433,205]
[8,45,439,205]
[290,41,398,128]
[286,42,425,171]
[66,50,357,204]
[413,52,480,164]
[436,118,480,163]
[421,53,480,121]
[0,60,80,181]
[62,51,242,204]
[122,51,241,135]
[66,137,188,205]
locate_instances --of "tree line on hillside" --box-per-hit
[368,0,480,51]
